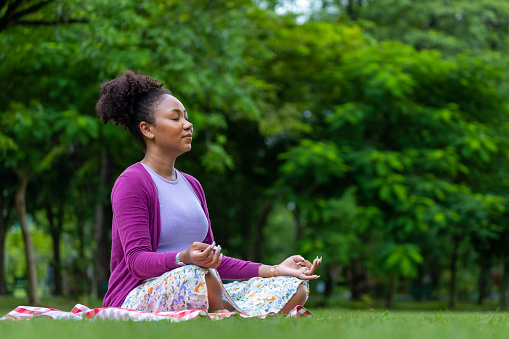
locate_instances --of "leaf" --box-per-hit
[379,185,392,201]
[392,184,408,201]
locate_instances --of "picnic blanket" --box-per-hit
[0,304,313,322]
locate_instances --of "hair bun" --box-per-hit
[96,70,165,128]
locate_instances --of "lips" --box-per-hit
[183,133,193,140]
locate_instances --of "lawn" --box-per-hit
[2,298,509,339]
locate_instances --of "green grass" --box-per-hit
[2,309,509,339]
[2,299,509,339]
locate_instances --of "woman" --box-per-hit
[96,70,322,315]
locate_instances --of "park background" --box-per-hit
[1,0,509,314]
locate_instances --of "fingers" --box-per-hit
[209,244,223,268]
[306,260,317,276]
[296,260,313,269]
[277,255,323,280]
[189,241,210,252]
[189,242,224,268]
[300,256,321,280]
[299,273,320,280]
[200,241,215,258]
[305,256,322,276]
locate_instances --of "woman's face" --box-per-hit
[148,94,193,156]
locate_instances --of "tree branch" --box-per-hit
[0,0,9,12]
[16,18,89,25]
[3,0,24,20]
[0,0,25,30]
[0,0,87,32]
[10,0,54,21]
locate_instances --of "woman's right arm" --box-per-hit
[112,175,181,280]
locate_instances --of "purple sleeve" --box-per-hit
[111,175,181,280]
[182,173,261,280]
[217,256,261,280]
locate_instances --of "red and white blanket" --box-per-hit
[0,304,313,321]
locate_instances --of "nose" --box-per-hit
[184,119,193,130]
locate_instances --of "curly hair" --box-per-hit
[96,70,171,147]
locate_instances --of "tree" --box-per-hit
[0,165,16,294]
[275,27,509,305]
[1,101,97,304]
[298,0,509,55]
[0,0,87,32]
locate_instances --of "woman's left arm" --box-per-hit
[259,255,322,280]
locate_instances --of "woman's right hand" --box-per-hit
[179,241,223,269]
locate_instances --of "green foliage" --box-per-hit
[275,18,509,296]
[1,101,97,173]
[279,139,348,183]
[306,0,509,55]
[5,225,52,284]
[201,143,235,174]
[380,243,424,278]
[297,188,364,267]
[358,0,509,54]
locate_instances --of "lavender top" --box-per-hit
[103,162,261,307]
[141,164,209,253]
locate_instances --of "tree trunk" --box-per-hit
[385,275,396,309]
[55,203,64,295]
[430,263,441,300]
[500,254,509,311]
[0,191,12,295]
[46,204,63,295]
[415,267,424,301]
[477,252,491,305]
[68,219,88,297]
[448,238,460,309]
[253,195,277,262]
[349,259,368,301]
[346,0,357,21]
[93,148,113,298]
[0,210,9,295]
[14,171,41,306]
[293,208,303,242]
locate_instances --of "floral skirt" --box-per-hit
[121,265,308,316]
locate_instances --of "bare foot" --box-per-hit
[223,301,235,312]
[210,309,231,314]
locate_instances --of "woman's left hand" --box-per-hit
[275,255,322,280]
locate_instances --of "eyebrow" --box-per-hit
[170,109,187,114]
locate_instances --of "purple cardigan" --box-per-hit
[103,163,261,307]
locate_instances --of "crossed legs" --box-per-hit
[206,272,308,315]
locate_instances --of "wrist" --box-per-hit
[176,251,188,266]
[270,264,278,277]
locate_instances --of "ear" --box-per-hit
[139,121,154,139]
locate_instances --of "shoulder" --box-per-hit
[115,163,151,184]
[180,171,205,197]
[118,162,149,180]
[112,163,154,199]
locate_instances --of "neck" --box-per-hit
[141,150,177,181]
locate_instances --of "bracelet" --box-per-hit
[175,252,186,267]
[270,265,277,277]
